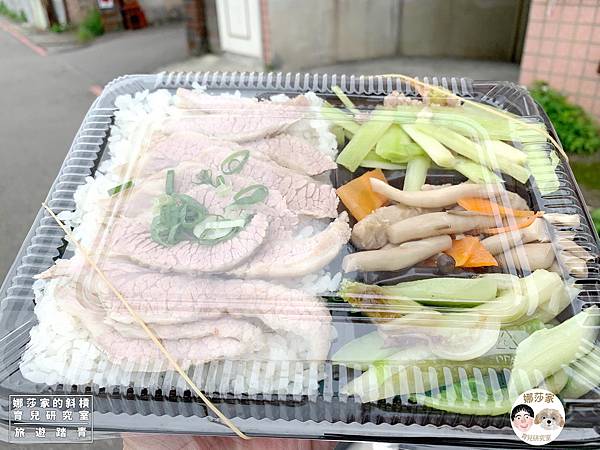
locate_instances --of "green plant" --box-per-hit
[530,81,600,154]
[77,8,104,43]
[592,208,600,234]
[50,23,66,33]
[0,1,27,22]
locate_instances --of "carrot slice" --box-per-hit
[462,241,498,268]
[484,212,543,235]
[445,236,479,266]
[457,197,533,218]
[336,169,389,221]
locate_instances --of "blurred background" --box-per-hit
[0,1,599,447]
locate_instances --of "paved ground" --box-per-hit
[0,20,187,282]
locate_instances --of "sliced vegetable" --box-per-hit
[336,169,389,221]
[375,124,424,163]
[486,140,527,165]
[331,331,399,369]
[321,103,360,134]
[357,276,498,308]
[404,156,430,191]
[402,124,455,168]
[457,197,534,218]
[561,347,600,398]
[461,240,498,268]
[445,236,479,267]
[336,110,394,172]
[485,213,542,234]
[332,85,361,116]
[107,180,134,196]
[454,157,503,184]
[359,151,406,170]
[508,306,600,396]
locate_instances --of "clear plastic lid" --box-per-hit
[12,76,600,441]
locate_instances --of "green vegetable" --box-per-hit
[414,124,531,183]
[336,110,394,172]
[453,157,503,184]
[376,277,498,308]
[221,150,249,174]
[331,125,346,147]
[530,81,600,155]
[331,331,399,369]
[359,151,406,170]
[321,104,360,134]
[332,85,361,117]
[404,156,430,191]
[233,184,269,205]
[414,378,511,416]
[375,125,424,163]
[592,208,600,235]
[107,180,134,196]
[402,124,455,168]
[509,306,600,396]
[193,169,225,187]
[339,280,425,319]
[151,193,209,246]
[165,169,175,195]
[560,347,600,398]
[486,140,527,165]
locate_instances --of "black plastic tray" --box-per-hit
[0,72,599,446]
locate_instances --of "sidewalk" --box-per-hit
[158,53,520,82]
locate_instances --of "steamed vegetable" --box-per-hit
[445,236,498,268]
[461,241,498,268]
[457,197,534,218]
[336,169,389,221]
[402,124,456,168]
[336,110,394,172]
[485,214,541,234]
[375,124,424,163]
[359,151,406,170]
[508,306,600,396]
[561,347,600,398]
[404,156,430,191]
[331,331,399,368]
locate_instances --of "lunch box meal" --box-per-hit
[1,73,598,445]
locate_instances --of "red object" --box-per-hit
[121,1,147,30]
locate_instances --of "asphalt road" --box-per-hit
[0,21,187,282]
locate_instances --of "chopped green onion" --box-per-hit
[233,184,268,205]
[221,150,250,175]
[107,180,134,196]
[165,170,175,195]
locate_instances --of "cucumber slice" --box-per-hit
[509,306,600,396]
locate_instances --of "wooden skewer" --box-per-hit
[42,202,250,440]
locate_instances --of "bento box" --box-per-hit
[0,72,599,447]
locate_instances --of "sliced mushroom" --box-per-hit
[370,179,502,209]
[490,190,530,211]
[342,235,452,272]
[556,238,595,261]
[351,204,428,250]
[387,211,499,244]
[481,218,548,256]
[560,253,589,278]
[544,213,580,228]
[496,243,555,271]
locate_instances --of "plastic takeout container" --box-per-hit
[0,72,599,446]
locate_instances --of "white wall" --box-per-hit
[4,0,49,29]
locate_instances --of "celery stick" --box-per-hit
[404,156,430,191]
[509,306,600,396]
[454,157,503,184]
[561,347,600,398]
[415,124,531,183]
[336,110,394,172]
[402,124,456,168]
[487,140,528,165]
[375,124,424,163]
[332,85,361,116]
[360,151,406,170]
[321,104,360,134]
[331,125,346,147]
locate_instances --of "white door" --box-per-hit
[216,0,263,58]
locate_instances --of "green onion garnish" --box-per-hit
[221,150,250,175]
[165,170,175,195]
[233,184,268,205]
[107,180,133,196]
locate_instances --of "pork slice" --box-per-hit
[145,154,338,218]
[229,212,351,279]
[137,131,335,177]
[54,259,332,360]
[162,114,295,142]
[107,212,269,273]
[248,134,336,176]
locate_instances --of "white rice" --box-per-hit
[21,87,339,394]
